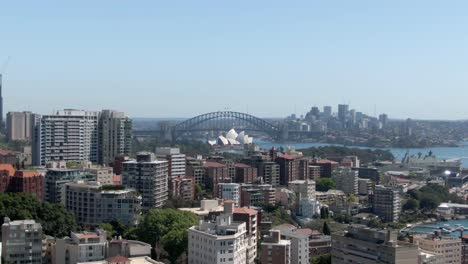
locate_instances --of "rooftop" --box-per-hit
[203,161,226,168]
[234,207,258,216]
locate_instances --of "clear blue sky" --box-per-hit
[1,1,467,119]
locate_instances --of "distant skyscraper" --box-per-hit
[379,114,389,127]
[323,106,332,118]
[6,111,40,141]
[0,74,3,126]
[338,104,349,122]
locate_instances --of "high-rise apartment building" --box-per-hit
[275,155,300,186]
[44,168,85,203]
[6,111,40,141]
[272,224,310,264]
[170,176,195,201]
[2,218,43,264]
[9,170,45,201]
[188,201,251,264]
[338,104,349,123]
[323,106,332,118]
[261,161,280,186]
[155,147,186,179]
[98,110,132,166]
[233,207,259,264]
[64,181,142,226]
[374,185,401,223]
[187,158,205,185]
[332,167,358,195]
[218,183,241,206]
[288,180,316,200]
[331,225,419,264]
[37,109,99,165]
[261,230,291,264]
[122,152,168,209]
[203,161,229,194]
[34,109,132,166]
[412,232,462,264]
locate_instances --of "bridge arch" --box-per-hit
[173,111,281,138]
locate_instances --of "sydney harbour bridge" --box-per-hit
[133,111,324,141]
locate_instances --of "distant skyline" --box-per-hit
[1,1,468,120]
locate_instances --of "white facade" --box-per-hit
[218,183,241,206]
[188,203,251,264]
[412,234,462,264]
[272,225,310,264]
[298,198,321,219]
[85,167,114,185]
[155,147,186,178]
[39,110,100,165]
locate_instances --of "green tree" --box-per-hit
[316,178,335,192]
[323,222,331,235]
[99,223,115,238]
[403,199,419,211]
[311,254,331,264]
[135,209,198,263]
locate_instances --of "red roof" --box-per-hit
[234,207,258,216]
[0,164,16,176]
[0,150,15,156]
[279,154,298,160]
[235,163,250,168]
[14,171,40,178]
[314,159,339,164]
[203,161,226,168]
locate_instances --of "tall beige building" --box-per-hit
[6,111,40,141]
[412,233,462,264]
[331,225,419,264]
[98,110,132,166]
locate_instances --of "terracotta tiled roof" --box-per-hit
[14,171,40,178]
[0,164,16,176]
[314,159,339,164]
[203,161,226,168]
[0,150,15,156]
[234,207,258,216]
[235,163,250,168]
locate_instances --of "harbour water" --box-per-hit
[255,140,468,167]
[408,219,468,237]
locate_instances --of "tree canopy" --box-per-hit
[316,178,335,192]
[0,193,77,237]
[131,209,198,264]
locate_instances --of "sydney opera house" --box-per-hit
[208,129,253,147]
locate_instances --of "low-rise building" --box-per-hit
[53,230,107,264]
[240,183,275,207]
[64,181,142,226]
[2,218,43,264]
[188,201,251,264]
[261,230,291,264]
[331,225,419,264]
[9,170,45,201]
[107,239,152,258]
[85,167,114,185]
[411,232,462,264]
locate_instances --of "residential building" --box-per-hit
[235,163,257,183]
[218,183,241,206]
[233,207,258,264]
[272,224,310,264]
[44,168,84,203]
[0,163,15,192]
[169,176,195,201]
[85,166,114,185]
[261,161,280,186]
[240,183,275,207]
[358,178,372,195]
[331,225,419,264]
[179,199,224,218]
[288,180,315,200]
[6,111,40,141]
[0,149,19,164]
[309,165,321,180]
[311,159,339,178]
[333,167,358,195]
[188,201,251,264]
[107,239,152,258]
[260,230,291,264]
[186,158,205,185]
[98,110,132,166]
[9,170,44,201]
[113,156,130,176]
[374,185,401,223]
[275,155,300,186]
[155,147,186,179]
[298,158,310,180]
[316,190,346,205]
[64,181,142,226]
[122,152,168,209]
[2,218,43,264]
[53,230,107,264]
[203,161,229,194]
[37,109,100,166]
[411,232,462,264]
[79,256,164,264]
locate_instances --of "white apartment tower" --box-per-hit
[38,109,100,165]
[218,183,241,206]
[122,152,169,209]
[188,201,251,264]
[155,147,186,178]
[332,167,358,195]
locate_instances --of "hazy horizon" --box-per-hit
[2,1,468,120]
